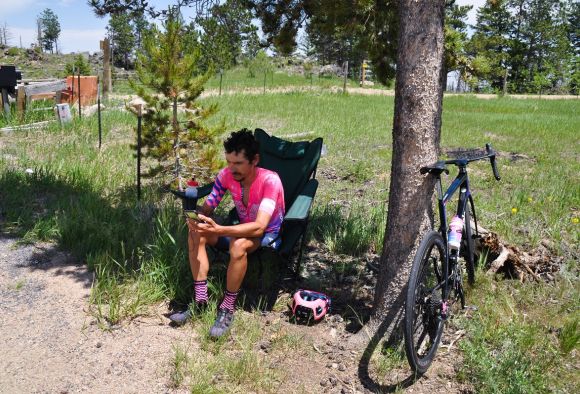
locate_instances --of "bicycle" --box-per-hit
[403,143,501,374]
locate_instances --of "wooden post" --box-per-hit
[77,69,82,118]
[97,75,102,149]
[17,86,26,120]
[263,71,267,94]
[136,104,142,201]
[100,39,112,97]
[361,60,367,87]
[343,61,348,94]
[1,88,9,117]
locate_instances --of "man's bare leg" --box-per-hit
[188,229,218,281]
[225,237,261,292]
[210,237,261,338]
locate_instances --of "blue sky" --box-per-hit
[1,0,486,54]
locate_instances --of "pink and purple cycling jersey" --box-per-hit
[206,167,285,234]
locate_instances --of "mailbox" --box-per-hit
[0,65,23,94]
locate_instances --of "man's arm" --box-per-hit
[196,210,272,239]
[198,201,215,217]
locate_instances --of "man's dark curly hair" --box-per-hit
[223,129,260,162]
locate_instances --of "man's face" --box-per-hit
[225,150,258,182]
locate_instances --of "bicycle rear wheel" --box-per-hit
[461,198,476,285]
[404,231,446,374]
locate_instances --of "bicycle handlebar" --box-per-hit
[441,143,501,181]
[486,143,501,181]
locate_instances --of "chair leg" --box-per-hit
[294,222,309,277]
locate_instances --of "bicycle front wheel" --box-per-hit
[461,198,476,285]
[404,231,446,375]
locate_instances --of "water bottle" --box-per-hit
[448,215,464,251]
[185,178,199,199]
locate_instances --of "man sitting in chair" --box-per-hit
[170,129,285,338]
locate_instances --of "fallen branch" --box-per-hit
[472,220,559,283]
[487,246,510,274]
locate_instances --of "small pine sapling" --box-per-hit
[129,9,224,190]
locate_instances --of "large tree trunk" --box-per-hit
[351,0,445,350]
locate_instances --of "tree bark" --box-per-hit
[350,0,445,354]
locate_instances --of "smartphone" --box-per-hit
[184,210,202,221]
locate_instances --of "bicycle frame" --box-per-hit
[434,165,472,307]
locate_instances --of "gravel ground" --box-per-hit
[0,236,193,394]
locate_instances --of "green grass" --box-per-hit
[204,65,375,91]
[1,89,578,391]
[457,271,579,393]
[111,65,389,96]
[166,308,286,393]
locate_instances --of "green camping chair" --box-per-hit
[172,128,323,277]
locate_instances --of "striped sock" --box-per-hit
[193,280,208,304]
[219,290,239,313]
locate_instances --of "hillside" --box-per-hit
[1,45,101,80]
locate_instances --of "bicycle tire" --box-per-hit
[404,231,446,375]
[461,199,476,285]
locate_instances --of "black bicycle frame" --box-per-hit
[434,166,470,302]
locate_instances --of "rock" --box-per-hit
[95,342,102,348]
[329,376,338,386]
[331,363,338,369]
[338,363,346,371]
[320,379,328,387]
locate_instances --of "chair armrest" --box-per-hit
[284,179,318,221]
[169,182,214,200]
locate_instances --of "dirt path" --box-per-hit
[111,86,579,102]
[0,236,194,394]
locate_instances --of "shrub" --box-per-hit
[6,47,20,56]
[64,54,92,76]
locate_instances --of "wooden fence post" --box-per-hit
[100,39,112,97]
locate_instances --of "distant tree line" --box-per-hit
[90,0,579,94]
[465,0,579,94]
[253,0,579,94]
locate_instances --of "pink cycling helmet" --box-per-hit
[291,290,331,321]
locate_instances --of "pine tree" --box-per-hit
[107,12,136,69]
[39,9,61,54]
[443,1,472,90]
[129,8,224,190]
[467,0,512,92]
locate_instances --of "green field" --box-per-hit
[0,90,578,392]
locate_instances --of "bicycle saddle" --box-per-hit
[420,161,449,175]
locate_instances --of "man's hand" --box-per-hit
[187,214,222,235]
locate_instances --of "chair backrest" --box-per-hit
[254,128,323,208]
